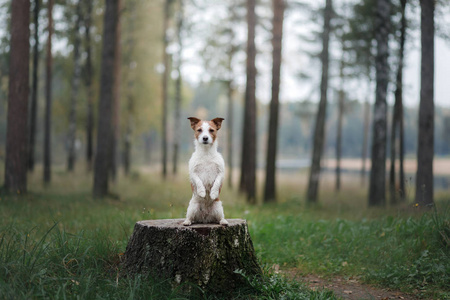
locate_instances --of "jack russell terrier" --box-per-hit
[183,117,228,226]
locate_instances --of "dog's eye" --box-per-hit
[209,129,214,133]
[197,129,202,132]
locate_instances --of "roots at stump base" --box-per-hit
[123,219,261,292]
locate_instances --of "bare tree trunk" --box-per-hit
[226,80,233,188]
[306,0,332,203]
[415,0,434,207]
[28,0,39,172]
[361,89,370,184]
[369,0,390,207]
[239,0,257,204]
[4,0,30,193]
[110,0,121,182]
[123,1,136,176]
[172,0,183,175]
[67,0,82,172]
[226,5,237,188]
[161,0,171,179]
[390,0,407,204]
[85,0,94,171]
[43,0,54,184]
[264,0,284,203]
[335,59,345,192]
[389,101,398,203]
[123,87,133,175]
[93,0,119,197]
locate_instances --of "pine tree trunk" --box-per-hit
[415,0,434,207]
[4,0,30,193]
[240,0,257,204]
[264,0,284,203]
[85,0,94,171]
[389,102,398,203]
[28,0,39,172]
[361,92,370,184]
[172,0,183,175]
[93,0,119,197]
[227,80,233,188]
[161,0,170,179]
[369,0,390,207]
[123,2,136,176]
[67,0,82,172]
[306,0,332,203]
[123,219,261,294]
[110,0,121,182]
[43,0,54,184]
[390,0,407,204]
[335,92,344,192]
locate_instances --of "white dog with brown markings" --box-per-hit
[183,117,228,226]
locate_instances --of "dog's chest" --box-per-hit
[190,154,222,187]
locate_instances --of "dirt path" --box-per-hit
[283,269,419,300]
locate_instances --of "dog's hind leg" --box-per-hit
[212,200,228,226]
[183,198,197,226]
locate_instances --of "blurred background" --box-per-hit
[1,0,450,205]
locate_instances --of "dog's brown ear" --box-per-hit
[211,118,224,130]
[187,117,201,130]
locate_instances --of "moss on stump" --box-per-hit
[123,219,261,293]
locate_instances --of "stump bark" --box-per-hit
[123,219,261,292]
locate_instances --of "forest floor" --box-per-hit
[0,165,449,299]
[284,269,419,300]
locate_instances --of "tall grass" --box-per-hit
[0,166,448,298]
[250,204,450,298]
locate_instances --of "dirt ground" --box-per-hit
[282,268,420,300]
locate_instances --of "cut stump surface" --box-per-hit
[123,219,261,292]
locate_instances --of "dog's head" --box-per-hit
[188,117,224,145]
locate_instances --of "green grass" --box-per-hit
[0,166,449,299]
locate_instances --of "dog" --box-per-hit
[183,117,228,226]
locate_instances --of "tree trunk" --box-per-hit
[361,90,370,184]
[369,0,390,207]
[28,0,39,172]
[110,0,121,182]
[43,0,53,184]
[389,99,398,203]
[172,0,183,175]
[161,0,171,179]
[335,59,345,192]
[264,0,284,203]
[93,0,119,197]
[239,0,257,204]
[4,0,30,193]
[390,0,407,204]
[306,0,332,203]
[85,0,94,171]
[123,219,261,293]
[226,80,233,188]
[67,0,82,172]
[123,1,136,176]
[415,0,434,207]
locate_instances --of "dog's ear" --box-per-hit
[211,118,224,130]
[187,117,201,130]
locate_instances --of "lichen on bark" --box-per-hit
[122,219,261,294]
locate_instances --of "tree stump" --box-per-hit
[123,219,261,293]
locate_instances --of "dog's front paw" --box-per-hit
[220,219,228,226]
[210,189,219,200]
[197,188,206,198]
[183,219,192,226]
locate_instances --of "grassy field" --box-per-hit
[0,166,449,299]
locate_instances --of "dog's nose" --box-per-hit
[203,136,209,142]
